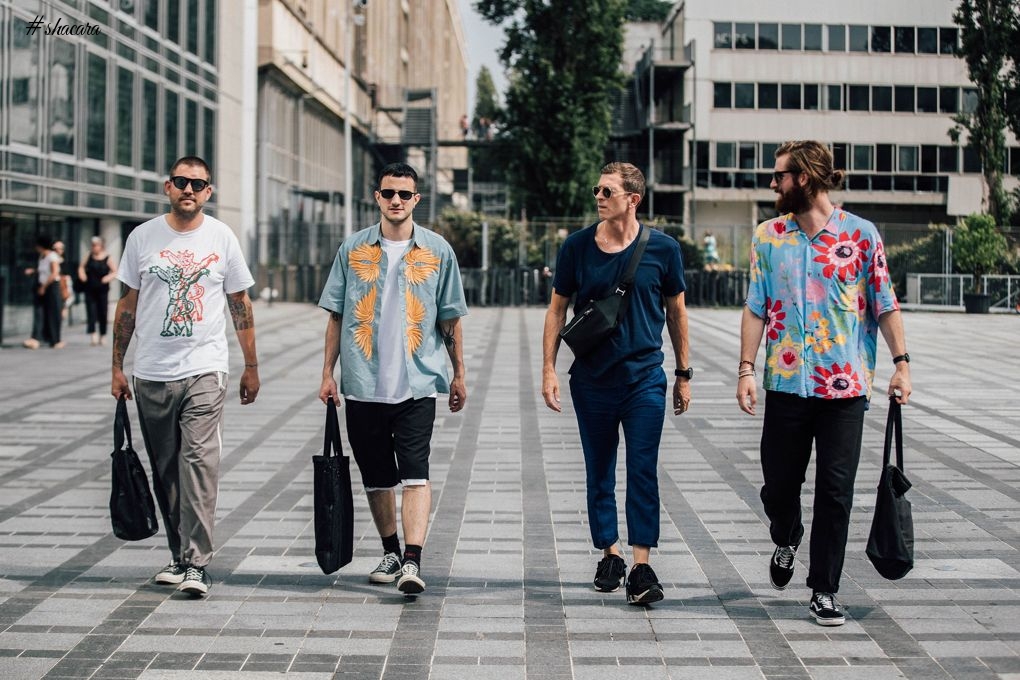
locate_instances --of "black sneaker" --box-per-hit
[626,563,664,605]
[178,566,211,596]
[809,591,845,626]
[769,545,797,590]
[593,554,627,592]
[369,552,402,584]
[154,562,186,585]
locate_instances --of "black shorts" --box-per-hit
[345,397,436,488]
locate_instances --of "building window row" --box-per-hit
[713,22,958,55]
[713,81,977,115]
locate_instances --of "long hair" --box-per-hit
[775,141,845,196]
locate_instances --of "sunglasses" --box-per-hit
[379,189,416,201]
[772,170,800,183]
[169,176,210,192]
[592,185,632,199]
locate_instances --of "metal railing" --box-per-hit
[982,275,1020,309]
[905,273,972,306]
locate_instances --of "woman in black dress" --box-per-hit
[77,236,118,345]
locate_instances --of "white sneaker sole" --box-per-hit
[369,571,400,584]
[810,611,845,626]
[154,574,185,585]
[397,574,425,594]
[178,580,209,596]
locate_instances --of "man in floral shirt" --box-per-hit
[319,163,467,596]
[736,141,911,626]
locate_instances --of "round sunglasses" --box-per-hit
[169,176,211,192]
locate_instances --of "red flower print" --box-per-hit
[812,362,863,398]
[867,240,891,293]
[765,297,786,341]
[774,221,787,235]
[812,229,871,281]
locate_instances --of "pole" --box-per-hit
[343,4,354,240]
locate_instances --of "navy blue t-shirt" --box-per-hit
[552,224,686,386]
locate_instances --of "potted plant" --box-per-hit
[951,213,1008,313]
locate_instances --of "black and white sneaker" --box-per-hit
[178,566,211,596]
[769,545,797,590]
[593,554,627,592]
[369,552,403,584]
[397,562,425,595]
[809,591,845,626]
[626,563,664,605]
[154,562,186,585]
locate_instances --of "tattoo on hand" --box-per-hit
[229,296,254,331]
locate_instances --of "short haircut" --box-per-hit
[600,161,646,201]
[36,234,54,250]
[169,156,212,180]
[378,162,418,190]
[775,141,845,196]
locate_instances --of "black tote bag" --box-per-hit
[110,397,159,541]
[866,397,914,580]
[313,397,354,574]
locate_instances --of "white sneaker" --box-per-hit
[397,562,425,594]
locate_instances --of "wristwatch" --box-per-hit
[892,353,910,365]
[674,367,694,380]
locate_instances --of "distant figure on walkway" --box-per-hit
[542,162,691,605]
[23,235,64,350]
[111,155,260,598]
[736,140,911,626]
[78,236,117,346]
[702,231,720,268]
[318,162,467,596]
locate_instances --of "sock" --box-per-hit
[382,533,401,556]
[403,544,422,567]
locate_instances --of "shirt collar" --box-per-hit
[364,222,426,248]
[784,210,841,235]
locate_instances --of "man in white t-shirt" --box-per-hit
[111,156,260,597]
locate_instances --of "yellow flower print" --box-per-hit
[352,287,377,359]
[350,244,382,283]
[757,216,798,247]
[805,318,845,354]
[404,246,440,285]
[767,333,802,379]
[405,289,426,355]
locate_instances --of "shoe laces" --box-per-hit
[596,555,622,580]
[814,592,837,611]
[775,546,796,569]
[184,566,203,581]
[402,561,419,576]
[377,553,401,571]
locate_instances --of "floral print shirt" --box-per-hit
[318,223,467,400]
[745,209,899,400]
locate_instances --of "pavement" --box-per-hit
[1,303,1019,680]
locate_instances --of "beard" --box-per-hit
[170,197,202,220]
[775,182,812,214]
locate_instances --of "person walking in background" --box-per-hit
[111,155,260,598]
[702,231,720,268]
[542,162,691,605]
[736,140,911,626]
[23,235,64,350]
[79,236,118,346]
[53,240,74,322]
[318,162,467,596]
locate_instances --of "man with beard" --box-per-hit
[112,156,260,597]
[735,141,911,626]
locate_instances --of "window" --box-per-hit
[142,80,158,171]
[735,23,755,49]
[917,27,937,53]
[899,146,918,172]
[1011,148,1020,176]
[714,22,732,48]
[939,27,958,54]
[963,146,981,173]
[895,86,914,112]
[739,142,757,186]
[827,84,842,111]
[204,0,217,64]
[872,86,892,111]
[894,26,914,53]
[714,82,732,108]
[758,83,778,109]
[203,106,216,169]
[940,87,959,114]
[734,82,755,108]
[849,25,869,51]
[762,143,780,167]
[116,67,133,166]
[86,53,107,160]
[849,85,869,111]
[143,0,159,30]
[50,39,76,154]
[758,23,778,49]
[165,89,179,169]
[876,144,893,172]
[939,146,958,172]
[781,24,801,50]
[962,88,978,113]
[804,24,822,50]
[185,99,198,152]
[853,144,873,171]
[828,24,845,51]
[871,26,891,52]
[187,0,200,54]
[832,143,848,169]
[781,83,801,109]
[917,87,937,112]
[921,145,938,173]
[716,142,736,168]
[10,17,40,147]
[804,84,819,110]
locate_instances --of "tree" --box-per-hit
[952,213,1009,293]
[476,0,627,219]
[951,0,1015,224]
[470,67,507,183]
[473,66,501,126]
[625,0,671,22]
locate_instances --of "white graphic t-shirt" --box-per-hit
[118,214,254,381]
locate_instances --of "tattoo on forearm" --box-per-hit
[229,296,254,331]
[441,325,456,351]
[331,311,341,322]
[113,311,134,368]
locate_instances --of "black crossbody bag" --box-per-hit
[558,225,650,357]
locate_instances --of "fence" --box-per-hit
[982,275,1020,309]
[905,273,973,306]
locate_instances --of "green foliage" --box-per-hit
[475,0,627,219]
[951,213,1010,292]
[471,67,507,183]
[434,207,533,268]
[884,226,949,297]
[625,0,671,21]
[473,66,502,124]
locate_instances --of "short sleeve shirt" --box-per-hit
[318,223,468,400]
[745,209,899,400]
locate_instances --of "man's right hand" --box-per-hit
[319,376,340,405]
[541,371,561,413]
[112,368,132,400]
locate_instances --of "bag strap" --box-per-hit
[883,397,904,470]
[115,396,132,451]
[323,397,344,458]
[613,225,650,319]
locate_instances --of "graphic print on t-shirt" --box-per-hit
[148,249,220,337]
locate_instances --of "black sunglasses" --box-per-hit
[592,185,631,199]
[169,176,210,192]
[772,170,800,183]
[379,189,416,201]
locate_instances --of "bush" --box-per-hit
[951,213,1010,293]
[884,225,948,298]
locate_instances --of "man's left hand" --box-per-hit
[888,364,911,405]
[448,376,466,413]
[240,366,260,405]
[673,379,691,415]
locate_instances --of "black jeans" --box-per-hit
[759,391,865,593]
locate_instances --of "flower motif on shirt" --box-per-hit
[805,275,826,305]
[405,289,426,355]
[812,362,863,398]
[805,311,846,354]
[812,229,870,281]
[765,297,786,341]
[352,286,377,360]
[404,246,440,285]
[758,216,797,247]
[867,240,891,294]
[350,244,382,283]
[767,333,802,379]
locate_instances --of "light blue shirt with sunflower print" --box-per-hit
[745,209,899,401]
[318,222,467,401]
